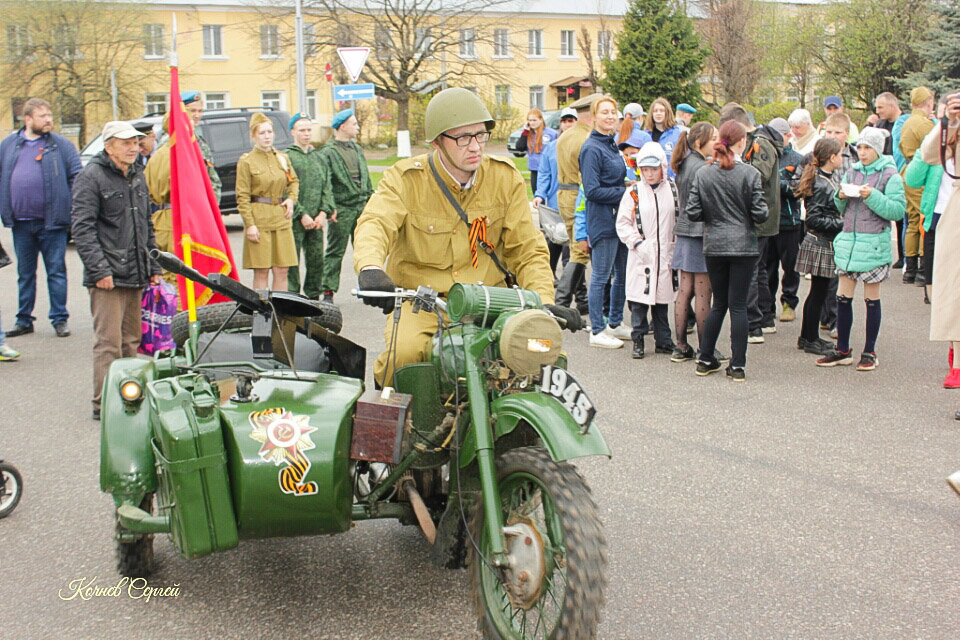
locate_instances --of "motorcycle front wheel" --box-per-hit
[469,447,606,639]
[0,462,23,518]
[116,494,155,578]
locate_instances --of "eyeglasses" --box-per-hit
[440,131,491,147]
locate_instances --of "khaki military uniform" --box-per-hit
[899,109,934,257]
[556,121,592,264]
[236,147,299,269]
[354,150,554,384]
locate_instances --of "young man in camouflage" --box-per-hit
[180,90,221,203]
[318,108,373,302]
[286,113,335,299]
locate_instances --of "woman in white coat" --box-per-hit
[616,141,678,358]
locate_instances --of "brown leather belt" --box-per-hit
[252,196,282,205]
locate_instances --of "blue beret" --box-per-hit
[288,112,310,130]
[677,103,697,114]
[181,90,201,105]
[332,108,354,130]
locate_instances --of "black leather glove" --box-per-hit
[357,268,396,314]
[544,304,583,332]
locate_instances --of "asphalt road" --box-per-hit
[1,219,959,639]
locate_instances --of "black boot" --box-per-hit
[902,256,917,284]
[631,337,645,359]
[555,261,586,308]
[574,278,589,315]
[915,256,926,286]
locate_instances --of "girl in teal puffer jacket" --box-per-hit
[816,128,906,371]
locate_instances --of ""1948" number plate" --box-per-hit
[540,365,596,430]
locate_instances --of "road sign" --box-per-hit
[324,62,333,82]
[337,47,369,83]
[333,83,376,101]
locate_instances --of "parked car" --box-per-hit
[79,107,293,214]
[506,110,562,157]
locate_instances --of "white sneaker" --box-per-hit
[761,324,777,334]
[589,330,624,349]
[606,324,632,340]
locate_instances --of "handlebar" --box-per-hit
[351,286,448,314]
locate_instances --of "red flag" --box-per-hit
[168,66,239,305]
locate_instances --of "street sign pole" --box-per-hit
[294,0,306,114]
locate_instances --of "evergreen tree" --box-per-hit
[602,0,707,110]
[897,0,960,97]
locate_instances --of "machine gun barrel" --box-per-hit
[150,250,267,313]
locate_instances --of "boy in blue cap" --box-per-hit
[318,108,372,302]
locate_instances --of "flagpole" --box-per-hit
[182,234,198,323]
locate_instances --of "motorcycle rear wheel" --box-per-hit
[116,494,155,578]
[170,300,343,346]
[0,462,23,518]
[469,447,606,639]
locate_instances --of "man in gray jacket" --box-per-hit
[71,121,161,420]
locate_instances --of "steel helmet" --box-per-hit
[424,88,495,142]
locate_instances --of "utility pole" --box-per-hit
[295,0,307,114]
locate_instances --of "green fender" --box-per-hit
[458,392,611,468]
[100,357,159,504]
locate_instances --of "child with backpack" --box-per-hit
[615,142,678,359]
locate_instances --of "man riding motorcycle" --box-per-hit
[352,87,581,386]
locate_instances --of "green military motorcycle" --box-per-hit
[101,250,609,639]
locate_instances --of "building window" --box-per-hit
[598,30,612,59]
[143,24,165,58]
[260,24,280,57]
[415,27,433,56]
[495,85,510,107]
[145,93,168,115]
[494,29,509,57]
[375,25,392,60]
[528,29,542,56]
[306,90,317,119]
[6,24,29,59]
[203,25,223,57]
[261,91,284,110]
[560,30,575,57]
[204,92,228,110]
[304,23,318,58]
[459,29,475,58]
[54,24,77,60]
[529,86,544,111]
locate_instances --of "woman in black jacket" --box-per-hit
[670,122,718,361]
[793,137,844,356]
[685,120,768,381]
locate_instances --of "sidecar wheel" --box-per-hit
[0,462,23,518]
[171,300,343,346]
[116,495,155,578]
[469,447,606,639]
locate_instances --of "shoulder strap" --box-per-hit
[668,178,679,217]
[427,154,517,287]
[629,186,642,237]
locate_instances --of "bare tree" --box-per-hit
[696,0,763,107]
[290,0,521,134]
[755,3,827,108]
[0,0,154,143]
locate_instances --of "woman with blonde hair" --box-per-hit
[517,108,557,190]
[235,112,299,290]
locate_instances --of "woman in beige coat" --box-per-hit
[920,98,960,393]
[236,112,299,290]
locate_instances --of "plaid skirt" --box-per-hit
[836,264,891,284]
[795,233,836,279]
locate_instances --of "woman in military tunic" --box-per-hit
[236,112,299,290]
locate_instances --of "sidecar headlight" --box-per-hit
[119,378,143,403]
[499,309,563,376]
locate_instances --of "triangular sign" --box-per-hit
[337,47,370,83]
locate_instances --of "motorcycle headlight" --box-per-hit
[119,378,143,403]
[498,309,563,376]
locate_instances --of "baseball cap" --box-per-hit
[102,121,142,141]
[824,96,843,108]
[636,154,662,168]
[560,107,577,120]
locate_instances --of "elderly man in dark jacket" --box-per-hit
[71,121,161,420]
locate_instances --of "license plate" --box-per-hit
[540,365,596,430]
